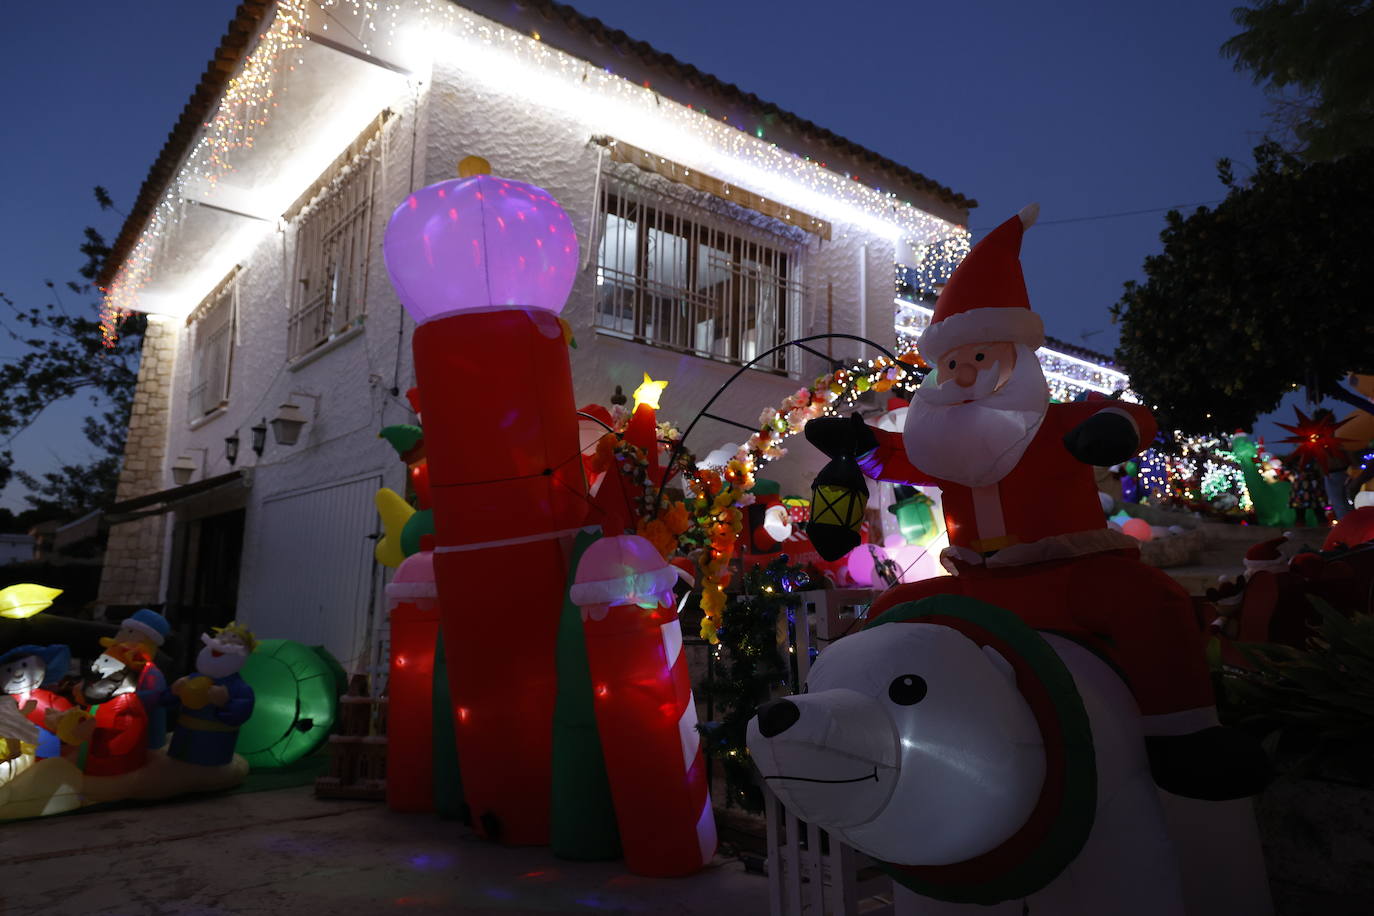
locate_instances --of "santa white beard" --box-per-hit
[903,344,1049,488]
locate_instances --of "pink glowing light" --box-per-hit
[384,174,579,323]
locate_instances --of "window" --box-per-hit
[187,274,236,418]
[287,144,378,360]
[595,177,805,372]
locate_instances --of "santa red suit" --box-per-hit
[807,208,1261,799]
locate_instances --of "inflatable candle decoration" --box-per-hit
[383,159,586,845]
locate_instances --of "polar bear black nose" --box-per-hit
[757,698,801,737]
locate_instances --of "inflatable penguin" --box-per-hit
[747,595,1271,915]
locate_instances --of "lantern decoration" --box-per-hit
[808,453,870,561]
[383,164,586,845]
[569,535,716,877]
[888,485,939,545]
[1276,407,1355,473]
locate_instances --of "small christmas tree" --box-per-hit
[697,555,808,811]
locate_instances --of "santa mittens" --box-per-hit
[1144,727,1273,800]
[804,412,878,460]
[1062,410,1139,466]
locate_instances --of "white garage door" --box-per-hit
[243,474,383,673]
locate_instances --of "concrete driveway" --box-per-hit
[2,787,769,916]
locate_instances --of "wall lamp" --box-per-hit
[170,447,208,487]
[271,392,322,447]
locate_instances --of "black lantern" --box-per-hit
[806,454,869,561]
[251,419,268,457]
[225,433,240,466]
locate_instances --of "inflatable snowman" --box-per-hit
[747,595,1268,915]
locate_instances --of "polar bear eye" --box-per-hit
[888,675,927,706]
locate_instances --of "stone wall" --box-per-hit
[97,314,178,609]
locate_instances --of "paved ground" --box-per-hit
[1,786,770,916]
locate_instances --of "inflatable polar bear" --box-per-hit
[746,596,1271,916]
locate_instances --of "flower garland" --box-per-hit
[734,351,921,469]
[587,349,921,644]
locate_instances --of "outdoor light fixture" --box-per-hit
[225,433,241,466]
[170,455,199,487]
[251,419,268,457]
[270,394,320,447]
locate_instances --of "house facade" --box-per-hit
[95,0,977,673]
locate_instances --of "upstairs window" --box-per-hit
[287,139,380,360]
[595,173,806,373]
[187,272,236,419]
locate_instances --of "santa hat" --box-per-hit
[1243,536,1289,574]
[577,403,614,430]
[918,204,1046,362]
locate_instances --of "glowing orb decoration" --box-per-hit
[1121,517,1153,542]
[383,174,580,324]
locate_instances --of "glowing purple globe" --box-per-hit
[383,174,579,324]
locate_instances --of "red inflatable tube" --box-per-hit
[413,308,587,846]
[574,566,717,877]
[387,600,439,813]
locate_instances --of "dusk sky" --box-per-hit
[0,1,1295,512]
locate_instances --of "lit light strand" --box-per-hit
[105,0,967,343]
[100,0,308,344]
[894,299,1136,403]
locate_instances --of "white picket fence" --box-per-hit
[761,589,925,916]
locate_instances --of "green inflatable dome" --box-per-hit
[237,640,346,769]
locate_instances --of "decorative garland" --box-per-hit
[586,351,921,643]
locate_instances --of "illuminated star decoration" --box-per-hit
[632,373,669,411]
[0,584,63,619]
[1276,407,1354,472]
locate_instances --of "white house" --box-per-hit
[95,0,984,673]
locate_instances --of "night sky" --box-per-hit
[0,1,1295,511]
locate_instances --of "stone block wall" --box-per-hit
[97,314,178,609]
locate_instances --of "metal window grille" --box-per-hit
[188,282,234,417]
[288,148,378,359]
[595,174,805,373]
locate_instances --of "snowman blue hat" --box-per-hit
[119,608,170,646]
[0,644,72,686]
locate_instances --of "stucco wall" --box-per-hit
[423,60,899,498]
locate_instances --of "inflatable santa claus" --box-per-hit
[805,204,1269,800]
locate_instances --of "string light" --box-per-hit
[103,0,967,342]
[100,0,309,343]
[894,299,1136,403]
